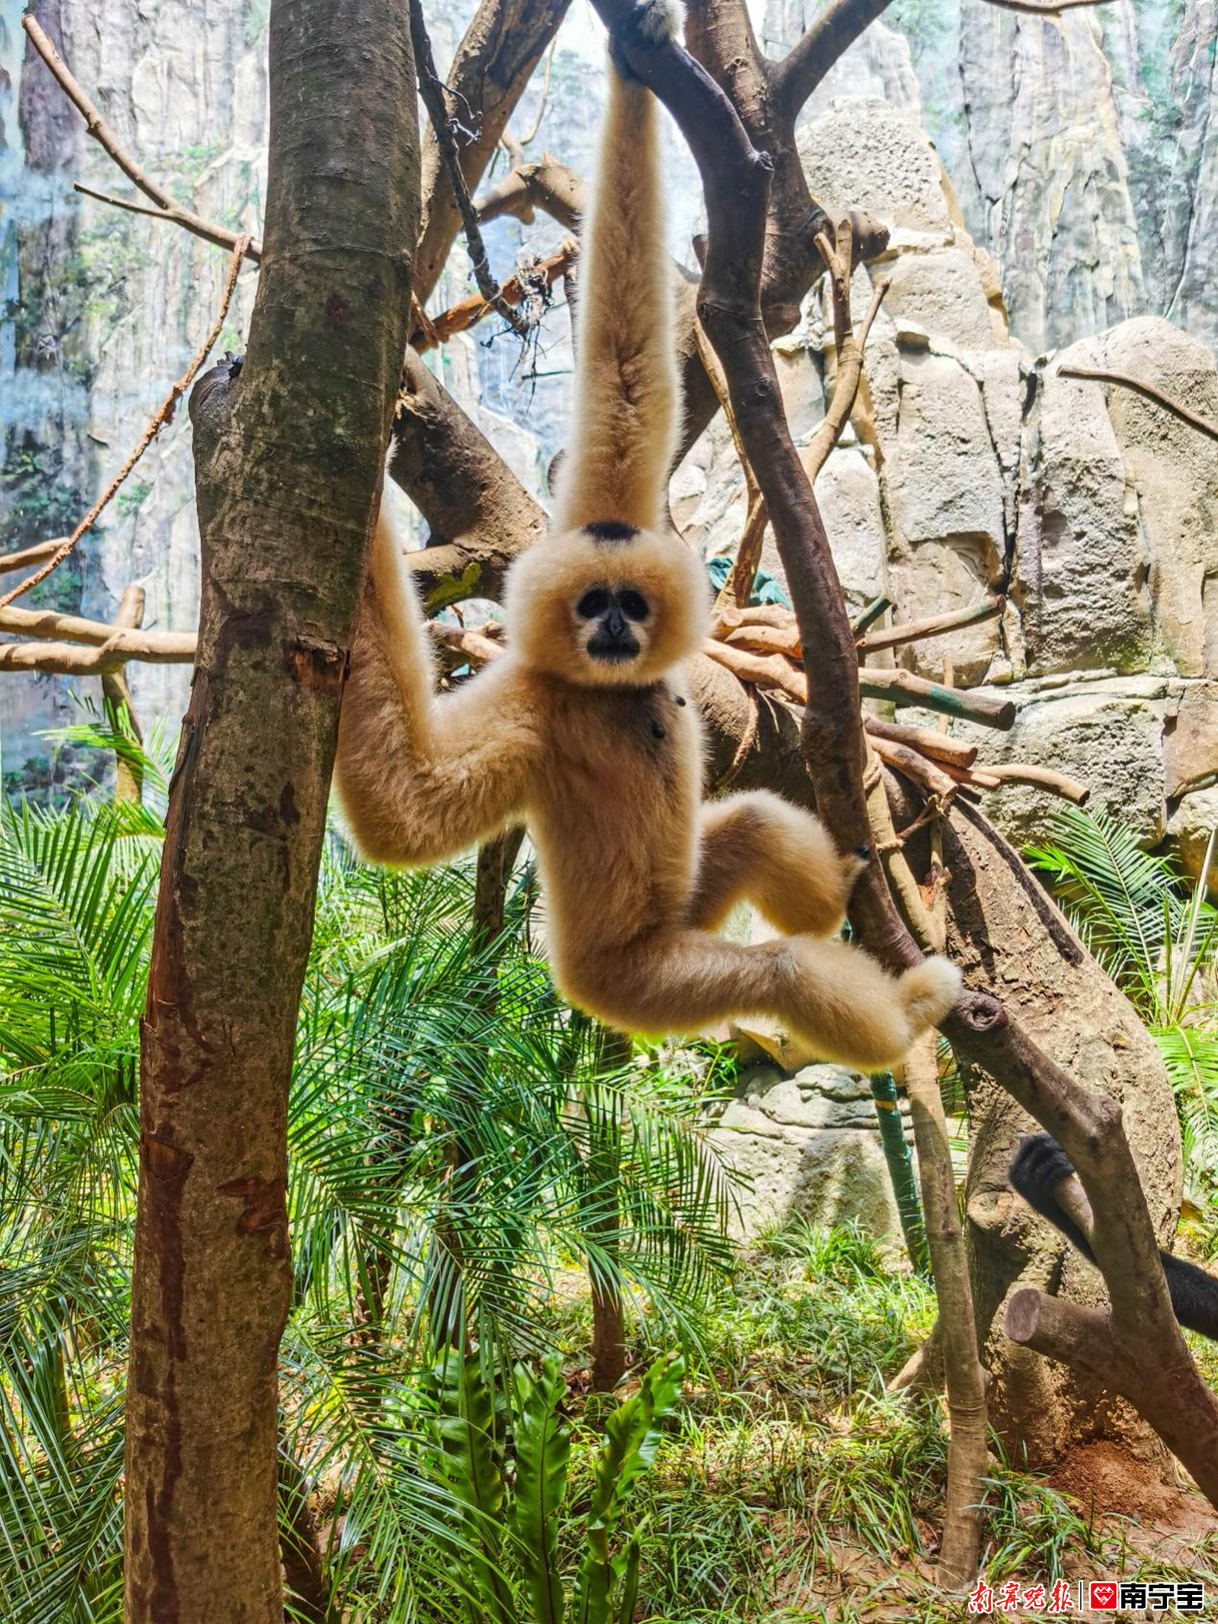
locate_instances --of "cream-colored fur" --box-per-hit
[334,12,962,1070]
[549,7,678,536]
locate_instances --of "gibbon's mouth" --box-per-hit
[587,633,640,663]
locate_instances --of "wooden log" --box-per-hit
[859,597,1003,654]
[858,665,1016,729]
[863,715,978,770]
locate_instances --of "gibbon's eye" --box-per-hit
[577,588,611,619]
[619,589,649,622]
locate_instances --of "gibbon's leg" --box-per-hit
[1009,1133,1218,1341]
[334,517,536,865]
[560,929,961,1073]
[686,791,870,937]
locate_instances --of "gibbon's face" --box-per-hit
[502,520,711,688]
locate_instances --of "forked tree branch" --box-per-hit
[413,0,572,300]
[409,0,528,337]
[22,13,262,262]
[607,2,1218,1510]
[475,155,586,230]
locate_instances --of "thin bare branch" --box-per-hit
[412,238,578,353]
[23,14,261,262]
[0,537,66,578]
[0,233,250,611]
[1059,364,1218,442]
[414,0,571,299]
[0,602,195,657]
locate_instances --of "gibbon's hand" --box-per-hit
[1009,1131,1218,1342]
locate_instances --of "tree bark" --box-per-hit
[123,1,418,1617]
[612,5,1217,1501]
[413,0,572,300]
[937,798,1180,1469]
[902,1034,988,1588]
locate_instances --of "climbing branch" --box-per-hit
[475,155,586,229]
[858,598,1004,654]
[22,13,262,262]
[1059,364,1218,443]
[0,232,249,611]
[609,2,1218,1515]
[413,0,571,299]
[411,239,578,352]
[409,0,529,337]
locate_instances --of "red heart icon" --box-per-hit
[1088,1582,1118,1609]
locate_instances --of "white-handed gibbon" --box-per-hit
[334,1,962,1070]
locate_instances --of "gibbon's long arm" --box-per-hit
[550,5,679,535]
[1009,1133,1218,1342]
[335,519,538,864]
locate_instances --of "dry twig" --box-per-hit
[22,14,261,262]
[0,233,250,612]
[1059,364,1218,443]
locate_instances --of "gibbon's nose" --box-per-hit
[604,606,627,640]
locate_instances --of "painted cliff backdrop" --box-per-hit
[2,0,1216,867]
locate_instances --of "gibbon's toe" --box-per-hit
[899,956,962,1032]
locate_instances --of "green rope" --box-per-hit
[869,1071,929,1274]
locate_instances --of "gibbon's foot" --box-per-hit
[778,938,961,1070]
[898,955,963,1032]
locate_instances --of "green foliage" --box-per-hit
[114,480,152,517]
[1026,806,1218,1187]
[0,740,736,1621]
[426,1350,683,1624]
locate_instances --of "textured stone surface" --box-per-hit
[1168,785,1218,892]
[938,676,1178,846]
[708,1063,913,1240]
[766,0,1218,356]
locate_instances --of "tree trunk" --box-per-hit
[939,798,1180,1470]
[122,1,418,1617]
[589,1029,630,1394]
[902,1033,988,1589]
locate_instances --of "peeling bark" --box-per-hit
[122,0,418,1616]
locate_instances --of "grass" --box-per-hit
[532,1221,1218,1624]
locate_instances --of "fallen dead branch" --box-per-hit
[0,231,249,612]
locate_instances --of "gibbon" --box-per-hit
[1009,1133,1218,1340]
[334,1,962,1071]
